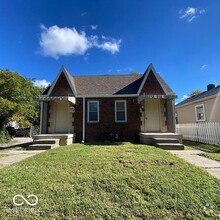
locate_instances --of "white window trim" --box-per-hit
[87,101,99,123]
[115,100,127,123]
[195,104,206,122]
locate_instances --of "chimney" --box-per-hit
[207,84,215,91]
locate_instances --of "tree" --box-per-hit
[130,70,139,75]
[183,90,202,100]
[188,90,202,97]
[0,70,44,129]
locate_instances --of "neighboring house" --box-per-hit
[176,84,220,124]
[38,64,177,144]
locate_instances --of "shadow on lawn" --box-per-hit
[84,141,141,146]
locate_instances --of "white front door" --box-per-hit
[55,101,68,133]
[144,99,161,132]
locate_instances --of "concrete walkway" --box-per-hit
[0,150,45,169]
[168,150,220,180]
[0,137,33,149]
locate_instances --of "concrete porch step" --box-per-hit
[153,138,179,143]
[156,143,184,150]
[33,139,59,145]
[27,144,54,150]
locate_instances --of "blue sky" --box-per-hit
[0,0,220,103]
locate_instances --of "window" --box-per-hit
[115,100,127,122]
[195,104,205,121]
[88,101,99,123]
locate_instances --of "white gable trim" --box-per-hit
[47,66,77,96]
[137,64,169,96]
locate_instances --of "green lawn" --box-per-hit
[199,153,220,162]
[183,140,220,152]
[0,143,219,219]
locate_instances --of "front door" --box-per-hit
[144,99,161,132]
[55,101,68,133]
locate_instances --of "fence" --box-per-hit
[176,122,220,145]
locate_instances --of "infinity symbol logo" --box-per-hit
[13,194,38,206]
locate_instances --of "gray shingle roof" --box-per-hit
[43,64,174,97]
[176,85,220,107]
[72,74,143,96]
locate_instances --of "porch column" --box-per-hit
[40,101,48,134]
[166,99,175,133]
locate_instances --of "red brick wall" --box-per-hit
[73,97,141,142]
[73,98,83,142]
[50,72,74,96]
[140,70,165,95]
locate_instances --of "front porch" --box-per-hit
[28,134,76,150]
[139,132,183,150]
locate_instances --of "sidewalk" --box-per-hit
[0,137,33,149]
[168,150,220,180]
[0,150,45,169]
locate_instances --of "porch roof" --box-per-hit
[39,96,76,104]
[138,94,176,102]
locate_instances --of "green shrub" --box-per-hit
[0,129,11,144]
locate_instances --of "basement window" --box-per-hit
[115,100,127,123]
[195,104,205,121]
[88,101,99,123]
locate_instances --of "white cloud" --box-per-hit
[39,25,90,59]
[181,95,190,101]
[201,64,208,70]
[81,12,87,16]
[34,79,50,87]
[39,25,121,58]
[90,25,98,30]
[179,6,205,22]
[97,40,121,54]
[200,9,205,14]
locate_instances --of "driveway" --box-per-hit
[168,150,220,180]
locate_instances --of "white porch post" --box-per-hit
[40,101,43,134]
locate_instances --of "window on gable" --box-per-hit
[115,100,127,122]
[195,104,205,121]
[88,101,99,123]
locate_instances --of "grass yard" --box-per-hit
[199,153,220,162]
[183,140,220,152]
[0,143,219,219]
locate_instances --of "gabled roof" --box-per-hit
[176,85,220,107]
[43,64,174,97]
[47,66,77,96]
[73,74,143,96]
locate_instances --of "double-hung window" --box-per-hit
[195,104,205,121]
[115,100,127,122]
[88,101,99,123]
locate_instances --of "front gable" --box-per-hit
[138,64,170,95]
[47,67,76,97]
[140,70,165,95]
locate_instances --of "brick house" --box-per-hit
[34,64,182,148]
